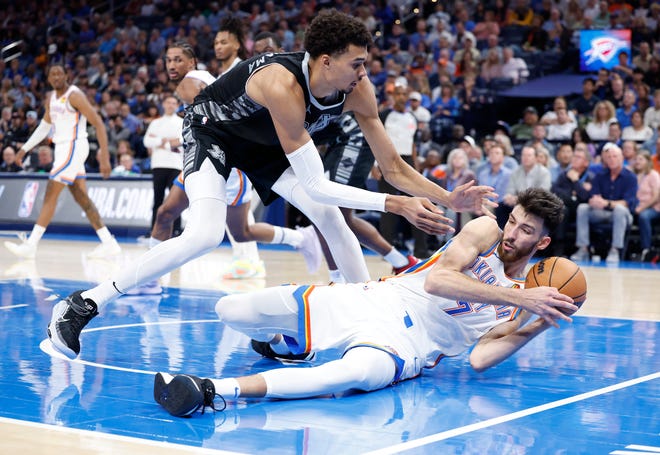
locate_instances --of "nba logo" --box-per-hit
[18,181,39,218]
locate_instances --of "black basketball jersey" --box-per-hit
[192,52,346,145]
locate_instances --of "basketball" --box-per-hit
[525,257,587,314]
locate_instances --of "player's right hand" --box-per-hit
[385,195,455,235]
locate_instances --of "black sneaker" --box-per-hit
[154,373,226,417]
[250,339,316,362]
[47,290,98,359]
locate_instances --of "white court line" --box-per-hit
[363,372,660,455]
[0,416,248,454]
[0,304,28,310]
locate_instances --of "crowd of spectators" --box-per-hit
[0,0,659,259]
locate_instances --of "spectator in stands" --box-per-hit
[523,14,549,51]
[594,68,612,100]
[477,144,512,221]
[633,42,653,73]
[431,82,460,119]
[1,145,22,172]
[439,147,477,239]
[613,51,634,82]
[586,100,617,142]
[24,145,54,173]
[542,8,565,47]
[510,106,539,141]
[551,144,595,256]
[540,96,578,126]
[500,47,528,84]
[644,57,660,90]
[572,127,598,159]
[408,91,431,129]
[608,74,625,107]
[570,77,600,122]
[552,143,574,183]
[480,48,503,85]
[112,150,141,176]
[473,9,501,42]
[497,145,552,227]
[622,111,654,142]
[633,150,660,261]
[621,140,638,168]
[571,143,637,264]
[505,0,535,26]
[615,89,638,128]
[644,89,660,130]
[592,1,611,28]
[528,123,556,156]
[546,108,578,141]
[535,145,559,175]
[453,32,480,68]
[107,114,131,161]
[4,111,30,150]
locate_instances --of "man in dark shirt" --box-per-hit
[570,142,637,264]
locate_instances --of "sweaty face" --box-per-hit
[498,206,547,262]
[165,48,195,83]
[326,44,368,94]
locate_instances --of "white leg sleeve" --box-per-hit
[114,160,227,291]
[261,347,396,398]
[273,168,370,282]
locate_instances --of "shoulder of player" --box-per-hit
[457,216,501,248]
[248,64,302,101]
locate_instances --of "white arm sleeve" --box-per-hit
[21,120,52,153]
[286,139,387,212]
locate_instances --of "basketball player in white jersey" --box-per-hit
[5,64,121,259]
[154,188,579,416]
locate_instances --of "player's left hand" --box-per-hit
[448,180,498,217]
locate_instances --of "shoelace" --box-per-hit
[199,381,227,415]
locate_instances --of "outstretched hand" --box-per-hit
[385,195,455,235]
[521,286,578,328]
[448,180,498,217]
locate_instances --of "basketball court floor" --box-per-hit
[0,233,658,454]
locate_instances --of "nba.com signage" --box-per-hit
[0,174,155,229]
[579,29,631,72]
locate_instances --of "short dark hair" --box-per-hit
[304,9,373,58]
[516,188,565,235]
[168,41,198,68]
[254,31,282,49]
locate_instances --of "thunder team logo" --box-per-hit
[584,37,628,65]
[580,30,631,72]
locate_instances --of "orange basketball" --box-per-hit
[525,257,587,314]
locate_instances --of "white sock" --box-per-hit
[328,269,345,284]
[383,247,408,268]
[27,225,46,245]
[81,281,122,311]
[211,378,241,400]
[271,226,304,247]
[96,226,113,243]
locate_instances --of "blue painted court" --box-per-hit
[0,251,658,454]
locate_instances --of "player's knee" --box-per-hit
[215,294,247,322]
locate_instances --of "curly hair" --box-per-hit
[219,15,248,60]
[516,188,565,235]
[303,9,373,58]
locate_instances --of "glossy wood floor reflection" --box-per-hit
[0,233,658,454]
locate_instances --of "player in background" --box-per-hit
[5,64,121,260]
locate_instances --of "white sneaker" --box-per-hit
[296,225,322,274]
[222,259,266,280]
[570,247,589,262]
[4,240,37,259]
[124,280,163,295]
[606,248,620,264]
[87,238,121,259]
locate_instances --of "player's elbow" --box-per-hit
[468,352,491,373]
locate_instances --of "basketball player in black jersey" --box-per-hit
[48,10,498,360]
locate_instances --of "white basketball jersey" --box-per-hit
[381,239,525,365]
[49,85,87,145]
